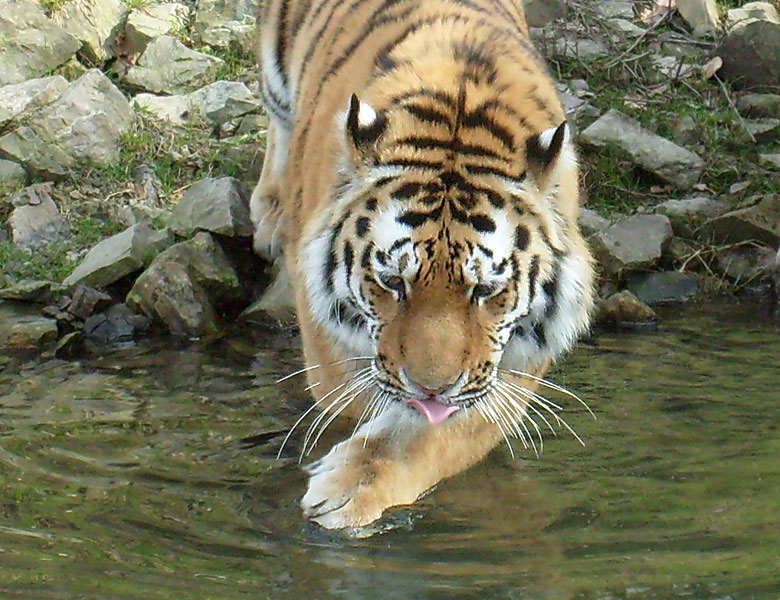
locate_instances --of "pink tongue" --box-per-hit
[406,398,460,425]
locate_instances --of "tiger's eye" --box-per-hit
[472,284,494,301]
[381,275,405,297]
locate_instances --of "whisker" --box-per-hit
[276,366,372,459]
[302,369,375,456]
[493,390,535,454]
[276,356,374,383]
[363,392,392,446]
[478,397,516,459]
[494,383,543,454]
[501,379,585,447]
[307,377,376,455]
[499,368,595,418]
[497,380,557,438]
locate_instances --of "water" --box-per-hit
[0,301,778,599]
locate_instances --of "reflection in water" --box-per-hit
[0,303,778,599]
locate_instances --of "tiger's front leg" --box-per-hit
[301,404,505,529]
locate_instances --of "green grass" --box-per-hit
[0,218,125,284]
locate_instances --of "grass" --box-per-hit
[553,1,780,217]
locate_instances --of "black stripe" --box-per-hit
[397,206,443,228]
[384,158,443,171]
[356,216,370,238]
[527,254,540,303]
[403,104,453,128]
[515,224,530,250]
[344,241,354,280]
[463,163,521,179]
[461,107,515,151]
[470,214,496,233]
[392,182,422,199]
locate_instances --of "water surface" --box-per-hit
[0,301,778,599]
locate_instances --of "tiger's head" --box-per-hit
[301,93,594,426]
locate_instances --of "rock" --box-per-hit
[0,69,134,179]
[736,93,780,118]
[580,109,705,189]
[675,0,720,36]
[126,232,244,337]
[54,331,85,358]
[51,0,126,63]
[0,0,81,86]
[669,115,701,146]
[726,1,780,27]
[553,36,609,60]
[740,119,780,143]
[240,258,294,322]
[65,285,113,320]
[626,271,700,304]
[123,3,190,55]
[706,195,780,246]
[124,35,224,95]
[192,0,259,53]
[592,1,635,19]
[759,153,780,169]
[597,290,657,324]
[84,303,149,343]
[591,214,673,276]
[523,0,567,26]
[236,113,270,136]
[188,82,261,125]
[131,92,192,125]
[715,244,776,282]
[7,183,70,247]
[0,304,58,349]
[0,280,60,303]
[0,76,68,129]
[0,159,26,195]
[63,223,174,289]
[169,177,252,237]
[604,18,646,38]
[578,208,611,237]
[716,18,780,90]
[653,196,729,236]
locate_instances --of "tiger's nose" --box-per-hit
[401,369,463,396]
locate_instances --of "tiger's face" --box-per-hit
[301,96,593,425]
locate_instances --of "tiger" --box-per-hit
[250,0,596,529]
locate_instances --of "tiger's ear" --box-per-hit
[526,121,569,180]
[345,94,386,165]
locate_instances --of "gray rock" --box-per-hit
[726,1,779,27]
[236,113,270,136]
[0,70,134,179]
[741,118,780,143]
[124,35,224,95]
[654,196,729,236]
[626,271,700,304]
[192,0,259,53]
[123,3,190,55]
[0,279,61,303]
[715,244,776,283]
[126,232,244,337]
[592,1,635,19]
[0,159,26,195]
[580,109,705,189]
[578,207,611,237]
[0,0,81,86]
[706,195,780,246]
[7,183,69,247]
[669,115,701,146]
[676,0,721,36]
[54,331,85,358]
[523,0,567,26]
[84,303,149,342]
[736,93,780,118]
[66,284,112,320]
[0,76,68,129]
[553,35,610,60]
[63,223,174,289]
[50,0,126,63]
[0,303,58,349]
[240,258,295,322]
[591,214,673,276]
[605,18,646,38]
[597,290,657,324]
[131,92,192,125]
[188,82,261,125]
[169,177,252,237]
[716,18,780,89]
[759,153,780,169]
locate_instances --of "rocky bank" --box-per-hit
[0,0,778,352]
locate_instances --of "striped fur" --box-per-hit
[251,0,596,529]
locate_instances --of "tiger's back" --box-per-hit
[252,0,595,529]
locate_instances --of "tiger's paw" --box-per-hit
[301,438,413,530]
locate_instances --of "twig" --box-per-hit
[714,75,756,143]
